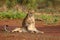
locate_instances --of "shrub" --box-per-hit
[0,10,26,19]
[35,14,59,24]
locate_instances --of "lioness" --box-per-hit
[4,10,44,33]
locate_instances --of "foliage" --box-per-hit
[1,0,59,10]
[0,10,26,19]
[35,14,60,24]
[0,10,60,24]
[5,0,12,9]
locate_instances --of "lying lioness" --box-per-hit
[4,10,44,33]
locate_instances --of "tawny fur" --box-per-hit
[4,11,44,33]
[22,11,44,33]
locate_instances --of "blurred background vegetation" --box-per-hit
[0,0,60,11]
[0,0,60,24]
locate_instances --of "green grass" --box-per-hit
[0,10,26,19]
[35,14,60,24]
[0,10,60,24]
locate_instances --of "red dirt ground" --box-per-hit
[0,19,60,40]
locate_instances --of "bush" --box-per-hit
[0,10,26,19]
[35,14,59,24]
[6,0,12,9]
